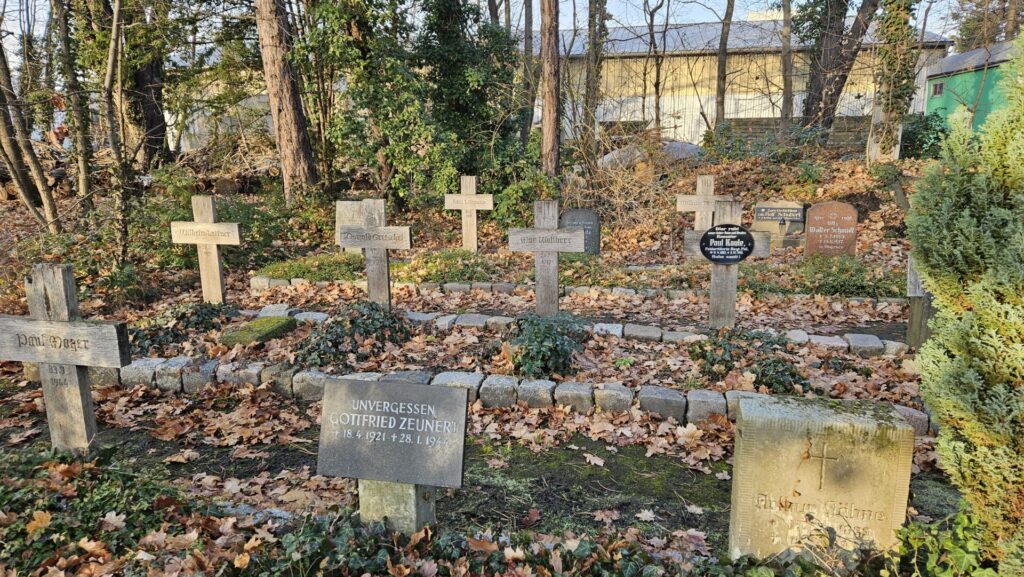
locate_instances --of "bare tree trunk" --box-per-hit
[715,0,735,125]
[0,44,60,233]
[520,0,536,147]
[643,0,665,129]
[487,0,500,24]
[53,0,92,210]
[802,0,850,122]
[102,0,130,263]
[504,0,511,31]
[780,0,794,129]
[582,0,607,180]
[540,0,560,178]
[255,0,318,204]
[131,57,169,170]
[0,96,47,226]
[814,0,881,131]
[1009,0,1020,38]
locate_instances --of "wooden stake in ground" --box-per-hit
[906,255,934,349]
[676,175,733,231]
[337,199,411,311]
[171,196,241,304]
[444,176,493,252]
[692,201,755,329]
[508,200,585,316]
[0,264,129,453]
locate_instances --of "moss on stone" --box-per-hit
[219,316,298,347]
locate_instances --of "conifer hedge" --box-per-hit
[906,39,1024,574]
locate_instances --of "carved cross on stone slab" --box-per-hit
[445,176,493,252]
[676,175,734,231]
[508,201,585,316]
[0,264,129,453]
[171,195,241,304]
[337,199,411,311]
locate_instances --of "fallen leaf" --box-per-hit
[233,552,250,569]
[99,511,126,531]
[467,536,499,553]
[635,509,656,522]
[26,511,51,536]
[583,453,605,467]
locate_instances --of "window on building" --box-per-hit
[932,82,945,97]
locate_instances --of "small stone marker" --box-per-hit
[730,396,913,559]
[318,377,468,533]
[444,176,493,252]
[0,264,130,453]
[559,208,601,255]
[685,201,753,329]
[508,200,585,316]
[170,195,241,304]
[805,201,857,257]
[751,201,805,248]
[337,199,411,311]
[335,200,365,255]
[676,175,733,231]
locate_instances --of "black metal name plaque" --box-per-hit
[699,224,755,264]
[317,379,468,488]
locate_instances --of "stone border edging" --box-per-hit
[113,356,933,438]
[249,275,909,309]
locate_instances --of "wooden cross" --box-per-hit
[508,200,585,316]
[0,264,129,453]
[335,200,364,255]
[676,175,734,231]
[808,441,840,490]
[171,195,241,304]
[337,199,411,311]
[444,176,493,252]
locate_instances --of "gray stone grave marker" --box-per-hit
[171,195,241,304]
[805,201,858,257]
[559,208,601,255]
[0,264,130,453]
[337,199,411,311]
[335,200,365,255]
[676,175,733,231]
[508,200,585,316]
[730,396,913,559]
[444,176,493,252]
[751,201,805,248]
[318,377,468,533]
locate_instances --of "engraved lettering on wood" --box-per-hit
[443,176,493,252]
[335,200,364,255]
[170,196,240,304]
[336,226,412,250]
[337,199,413,311]
[12,265,128,453]
[506,201,584,316]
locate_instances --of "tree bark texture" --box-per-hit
[255,0,318,204]
[582,0,607,178]
[53,0,92,208]
[540,0,560,178]
[102,0,130,263]
[715,0,735,125]
[520,0,538,148]
[780,0,794,128]
[802,0,850,122]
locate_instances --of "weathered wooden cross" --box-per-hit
[0,264,129,453]
[682,200,754,329]
[171,195,241,304]
[676,175,734,231]
[336,198,411,311]
[444,176,493,252]
[508,200,585,316]
[335,200,364,255]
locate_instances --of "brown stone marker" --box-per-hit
[508,200,585,316]
[444,176,493,252]
[0,264,130,453]
[337,199,411,311]
[805,201,857,257]
[730,396,913,559]
[171,195,241,304]
[676,175,733,231]
[335,200,365,255]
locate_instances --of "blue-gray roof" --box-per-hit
[555,19,951,57]
[927,40,1017,78]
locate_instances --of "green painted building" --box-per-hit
[925,40,1017,129]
